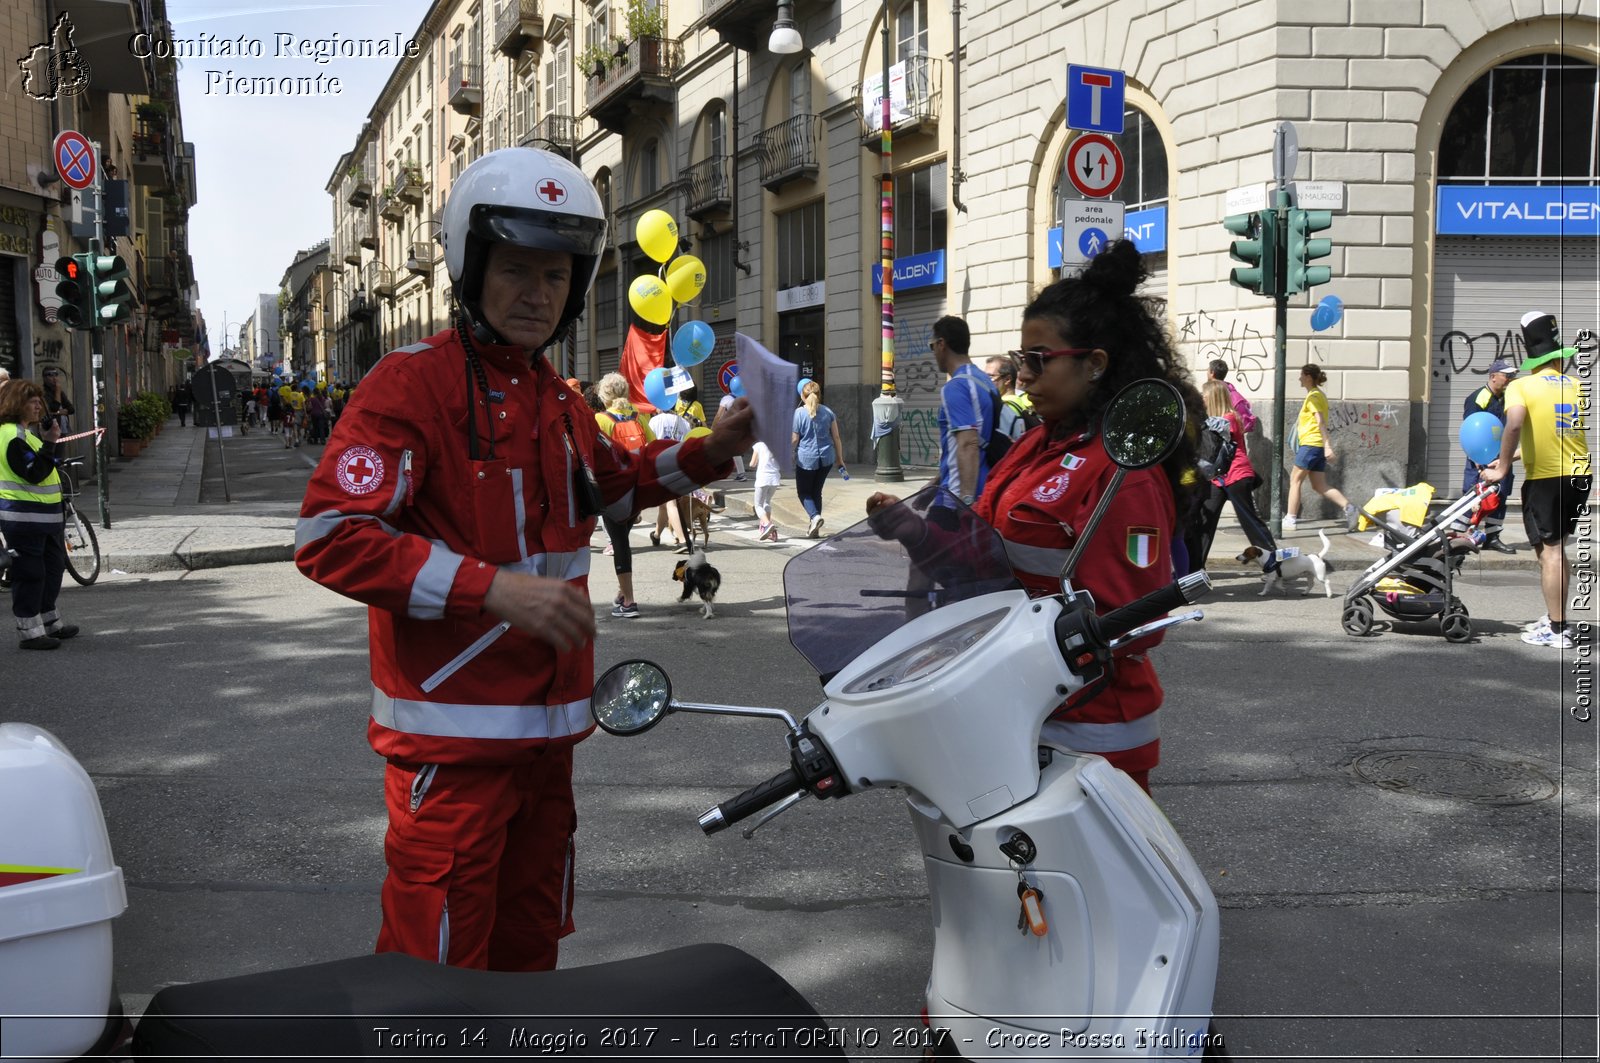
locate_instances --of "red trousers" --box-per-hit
[377,746,576,971]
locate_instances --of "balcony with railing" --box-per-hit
[756,114,823,192]
[378,189,406,224]
[131,116,176,192]
[681,155,732,220]
[342,237,364,267]
[346,171,373,208]
[395,165,427,205]
[358,214,378,250]
[520,112,578,159]
[585,35,682,135]
[495,0,544,56]
[448,59,483,115]
[860,54,944,148]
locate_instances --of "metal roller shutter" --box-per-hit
[1428,238,1599,488]
[0,256,20,377]
[888,290,948,469]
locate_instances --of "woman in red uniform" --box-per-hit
[869,241,1196,791]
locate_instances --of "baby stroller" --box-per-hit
[1340,482,1502,642]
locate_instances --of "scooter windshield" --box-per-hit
[782,484,1020,678]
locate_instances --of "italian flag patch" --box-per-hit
[1126,527,1160,568]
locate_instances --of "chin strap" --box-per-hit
[455,303,497,462]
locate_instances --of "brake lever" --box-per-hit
[1108,609,1204,651]
[740,790,809,839]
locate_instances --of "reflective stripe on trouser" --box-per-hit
[376,747,576,971]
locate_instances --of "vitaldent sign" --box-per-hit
[871,249,946,294]
[1437,185,1600,237]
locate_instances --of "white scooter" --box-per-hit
[590,377,1225,1059]
[2,379,1219,1061]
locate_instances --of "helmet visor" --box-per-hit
[469,204,607,258]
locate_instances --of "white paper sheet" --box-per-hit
[733,332,800,478]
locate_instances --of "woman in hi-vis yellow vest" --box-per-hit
[0,381,78,649]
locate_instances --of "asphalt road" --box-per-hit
[13,523,1598,1061]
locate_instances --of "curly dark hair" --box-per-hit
[1023,239,1200,507]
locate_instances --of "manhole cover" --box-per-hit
[1351,750,1559,806]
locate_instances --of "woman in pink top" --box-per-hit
[1193,380,1276,566]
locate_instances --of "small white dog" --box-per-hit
[1239,530,1336,597]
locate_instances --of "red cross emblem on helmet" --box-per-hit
[537,178,567,205]
[335,445,387,497]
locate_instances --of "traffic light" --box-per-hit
[1285,208,1333,294]
[53,254,97,329]
[91,253,134,325]
[1223,210,1277,296]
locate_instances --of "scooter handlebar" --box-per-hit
[699,767,805,835]
[1098,571,1211,644]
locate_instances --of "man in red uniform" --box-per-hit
[296,147,753,971]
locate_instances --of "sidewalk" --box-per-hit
[88,418,301,574]
[86,419,1580,576]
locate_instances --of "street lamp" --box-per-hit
[769,1,803,54]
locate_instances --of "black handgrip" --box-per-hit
[1098,572,1211,644]
[701,767,804,835]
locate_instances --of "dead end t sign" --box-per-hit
[1067,65,1126,135]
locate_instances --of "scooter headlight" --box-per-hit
[842,608,1010,694]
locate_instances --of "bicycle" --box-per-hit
[57,459,101,586]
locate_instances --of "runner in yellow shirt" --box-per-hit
[1284,363,1357,532]
[1481,311,1593,648]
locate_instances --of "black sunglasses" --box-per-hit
[1009,347,1096,375]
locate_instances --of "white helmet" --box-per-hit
[441,147,607,345]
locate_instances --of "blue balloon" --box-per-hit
[797,376,814,397]
[1459,411,1503,465]
[729,374,746,399]
[643,367,672,410]
[1310,295,1344,332]
[672,321,715,368]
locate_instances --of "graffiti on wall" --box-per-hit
[1326,401,1401,452]
[1179,311,1273,391]
[1438,329,1524,374]
[898,407,941,467]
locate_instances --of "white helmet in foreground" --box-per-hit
[441,147,607,348]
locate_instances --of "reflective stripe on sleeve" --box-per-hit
[372,687,592,740]
[1002,537,1074,580]
[1040,713,1159,754]
[295,510,403,552]
[653,444,697,497]
[409,542,464,619]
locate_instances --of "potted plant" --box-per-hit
[579,43,610,80]
[624,0,665,39]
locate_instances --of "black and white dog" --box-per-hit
[1238,530,1336,597]
[672,550,722,618]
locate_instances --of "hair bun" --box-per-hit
[1081,239,1146,298]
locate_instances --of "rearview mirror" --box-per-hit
[1101,377,1185,470]
[591,660,672,736]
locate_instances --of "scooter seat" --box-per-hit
[133,943,844,1060]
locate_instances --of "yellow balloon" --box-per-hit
[636,209,680,264]
[628,275,672,325]
[665,255,707,304]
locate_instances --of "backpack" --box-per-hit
[606,411,646,455]
[1195,416,1238,482]
[983,389,1014,468]
[1003,395,1044,434]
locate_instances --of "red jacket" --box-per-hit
[296,330,729,766]
[976,424,1176,774]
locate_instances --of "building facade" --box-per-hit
[319,0,1597,508]
[4,0,199,465]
